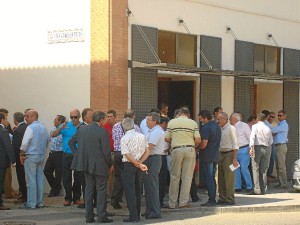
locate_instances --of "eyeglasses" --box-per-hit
[277,115,283,117]
[70,116,79,119]
[270,116,275,118]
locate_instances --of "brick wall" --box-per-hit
[90,0,128,120]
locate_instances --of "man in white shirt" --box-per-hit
[230,113,253,192]
[249,113,273,195]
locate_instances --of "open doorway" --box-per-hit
[158,78,195,119]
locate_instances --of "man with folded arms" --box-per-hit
[249,113,273,195]
[165,107,200,209]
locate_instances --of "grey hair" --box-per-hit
[231,113,241,121]
[218,112,228,120]
[92,111,106,122]
[148,112,160,124]
[122,118,134,131]
[256,113,266,121]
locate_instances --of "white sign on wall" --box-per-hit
[48,29,84,44]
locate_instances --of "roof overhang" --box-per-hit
[129,60,300,82]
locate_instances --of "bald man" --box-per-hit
[52,109,83,206]
[20,110,48,209]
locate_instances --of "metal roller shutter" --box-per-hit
[283,48,300,179]
[131,25,158,124]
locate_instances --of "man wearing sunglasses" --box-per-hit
[52,109,83,206]
[271,110,289,189]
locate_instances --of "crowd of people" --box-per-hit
[0,105,289,223]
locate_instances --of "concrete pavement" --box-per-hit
[0,182,299,225]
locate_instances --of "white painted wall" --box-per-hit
[0,0,90,192]
[128,0,300,114]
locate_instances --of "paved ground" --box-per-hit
[0,182,299,225]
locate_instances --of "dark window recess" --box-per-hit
[254,45,280,74]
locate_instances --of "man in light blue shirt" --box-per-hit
[143,112,164,219]
[271,110,289,189]
[20,110,48,209]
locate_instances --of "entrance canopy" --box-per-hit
[129,60,300,82]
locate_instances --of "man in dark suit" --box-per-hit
[69,111,113,223]
[0,112,16,210]
[12,112,28,203]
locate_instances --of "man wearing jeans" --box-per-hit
[198,110,221,206]
[20,110,48,209]
[165,107,201,209]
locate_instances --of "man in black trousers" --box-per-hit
[12,112,28,203]
[0,112,16,210]
[69,111,113,223]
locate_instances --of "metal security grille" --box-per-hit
[199,36,222,187]
[234,40,255,121]
[283,48,300,179]
[199,35,222,112]
[200,35,222,69]
[131,25,158,124]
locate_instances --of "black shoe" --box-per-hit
[111,202,122,209]
[141,213,148,217]
[235,189,242,192]
[48,192,55,197]
[217,199,226,205]
[78,204,85,209]
[123,218,139,222]
[222,202,235,206]
[86,218,95,223]
[98,217,113,223]
[201,201,217,207]
[145,215,161,219]
[160,203,169,208]
[106,212,114,217]
[245,189,253,193]
[192,196,200,202]
[247,191,260,195]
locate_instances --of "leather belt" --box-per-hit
[239,145,249,149]
[220,150,234,154]
[274,143,286,146]
[172,145,194,150]
[50,150,63,154]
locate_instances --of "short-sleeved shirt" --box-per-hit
[219,122,239,152]
[49,128,63,152]
[165,116,200,148]
[121,129,149,162]
[201,121,221,163]
[59,121,80,154]
[146,125,165,155]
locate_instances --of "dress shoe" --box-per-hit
[86,218,95,223]
[141,213,147,217]
[73,200,83,205]
[0,205,10,210]
[111,202,122,209]
[192,196,200,202]
[98,217,113,223]
[235,189,242,192]
[48,192,55,197]
[217,199,226,205]
[13,198,26,204]
[160,203,169,208]
[63,200,71,206]
[179,204,191,208]
[201,201,217,207]
[247,191,260,195]
[105,212,114,217]
[145,215,161,219]
[123,218,139,222]
[245,189,253,193]
[36,205,45,209]
[77,203,85,209]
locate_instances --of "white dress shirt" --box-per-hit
[234,121,251,147]
[249,121,273,147]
